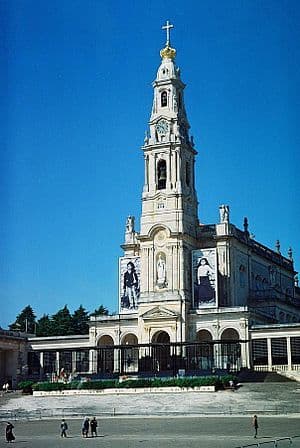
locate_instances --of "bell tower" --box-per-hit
[141,21,198,237]
[138,22,199,342]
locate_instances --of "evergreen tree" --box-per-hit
[51,305,73,335]
[90,305,109,317]
[36,314,53,337]
[72,305,89,334]
[9,305,36,333]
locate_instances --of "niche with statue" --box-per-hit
[156,252,167,288]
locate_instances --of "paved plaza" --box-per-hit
[0,416,300,448]
[0,382,300,447]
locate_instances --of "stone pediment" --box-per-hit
[141,306,179,321]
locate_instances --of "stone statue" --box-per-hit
[126,216,134,233]
[219,205,229,223]
[156,253,166,287]
[144,130,149,144]
[125,216,135,244]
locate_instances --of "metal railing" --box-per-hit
[253,365,300,372]
[234,435,300,447]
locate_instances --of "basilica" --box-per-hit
[2,23,300,386]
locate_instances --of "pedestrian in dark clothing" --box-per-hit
[82,417,89,438]
[5,422,15,443]
[252,415,259,438]
[90,417,98,437]
[60,419,68,438]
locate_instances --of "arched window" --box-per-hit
[157,159,167,190]
[161,91,167,107]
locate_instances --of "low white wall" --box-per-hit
[33,385,215,396]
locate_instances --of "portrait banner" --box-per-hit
[192,248,218,308]
[119,256,140,313]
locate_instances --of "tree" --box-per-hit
[51,305,73,336]
[90,305,109,317]
[72,305,89,334]
[9,305,36,333]
[36,314,53,337]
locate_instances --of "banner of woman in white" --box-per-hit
[192,249,218,308]
[119,257,141,313]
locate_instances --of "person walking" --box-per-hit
[90,417,98,437]
[5,422,15,443]
[252,415,259,438]
[60,419,68,438]
[81,417,89,438]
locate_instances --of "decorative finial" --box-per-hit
[243,217,249,235]
[275,239,281,254]
[288,247,293,261]
[160,20,176,60]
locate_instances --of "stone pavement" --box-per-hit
[1,382,300,420]
[0,383,300,447]
[0,416,299,448]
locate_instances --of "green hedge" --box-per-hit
[32,375,236,392]
[17,380,35,394]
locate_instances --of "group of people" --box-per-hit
[81,417,98,438]
[5,415,258,441]
[2,382,10,394]
[60,416,98,438]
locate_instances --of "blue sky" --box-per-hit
[1,0,299,328]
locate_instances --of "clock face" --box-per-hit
[156,119,169,135]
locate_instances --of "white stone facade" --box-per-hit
[88,33,300,371]
[22,26,300,379]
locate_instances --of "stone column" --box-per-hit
[213,344,219,371]
[143,155,147,192]
[167,149,172,189]
[89,349,97,374]
[114,347,120,374]
[287,336,292,370]
[149,247,154,291]
[171,151,175,187]
[267,338,272,371]
[174,150,178,186]
[72,351,77,373]
[149,154,155,193]
[177,151,182,193]
[56,351,60,374]
[40,352,44,379]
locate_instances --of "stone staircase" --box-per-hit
[237,369,295,383]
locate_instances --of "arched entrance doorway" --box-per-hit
[152,331,170,344]
[187,330,213,372]
[195,330,213,371]
[151,331,171,372]
[97,335,114,375]
[221,328,241,371]
[120,334,138,374]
